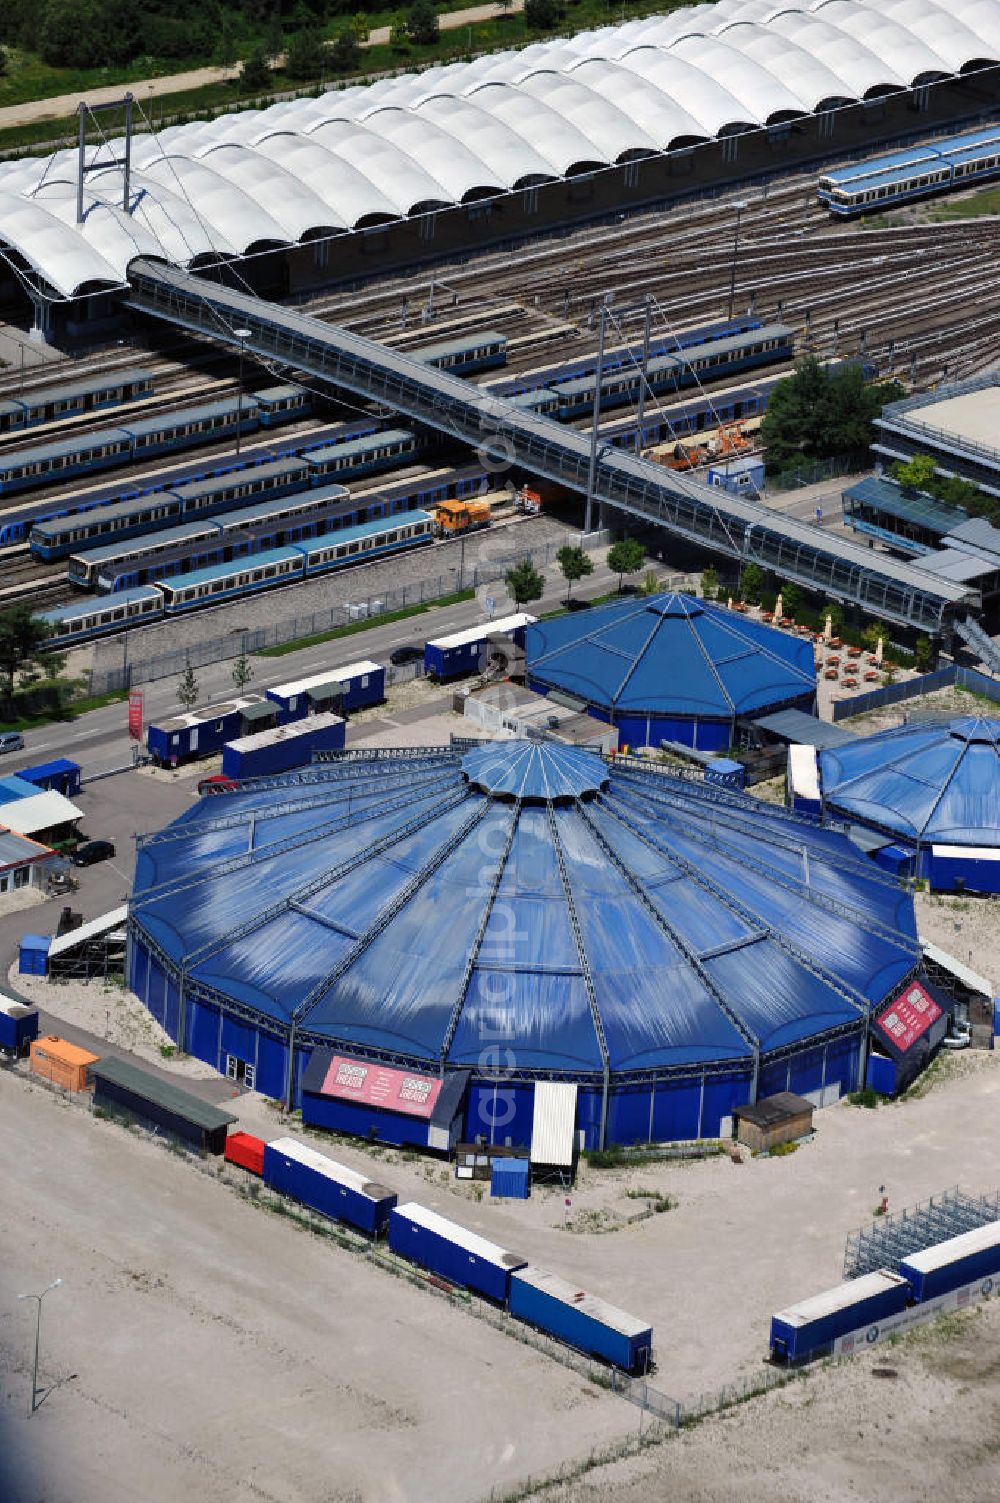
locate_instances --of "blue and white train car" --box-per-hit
[296,511,433,575]
[156,546,303,611]
[769,1269,911,1364]
[266,659,385,721]
[253,383,313,426]
[388,1202,527,1301]
[509,1267,653,1372]
[262,1135,397,1236]
[39,585,164,646]
[0,367,154,434]
[424,612,536,681]
[303,428,422,483]
[900,1221,1000,1304]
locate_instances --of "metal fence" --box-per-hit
[843,1185,1000,1280]
[830,664,1000,721]
[766,453,867,493]
[88,533,611,696]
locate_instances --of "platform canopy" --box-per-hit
[2,0,998,295]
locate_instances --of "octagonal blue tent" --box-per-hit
[525,593,816,750]
[128,741,921,1147]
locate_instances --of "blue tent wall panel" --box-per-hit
[466,1080,535,1148]
[652,1080,702,1142]
[188,997,220,1069]
[255,1032,288,1101]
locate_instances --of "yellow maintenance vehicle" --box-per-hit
[433,497,492,536]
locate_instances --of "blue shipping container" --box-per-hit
[0,993,40,1052]
[221,712,345,778]
[509,1266,653,1371]
[16,758,82,796]
[900,1220,1000,1303]
[866,1051,898,1096]
[18,934,50,976]
[388,1201,527,1301]
[262,1135,396,1236]
[770,1270,911,1363]
[490,1158,530,1199]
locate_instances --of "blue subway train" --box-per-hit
[819,124,1000,216]
[0,366,154,436]
[40,511,435,644]
[25,419,380,556]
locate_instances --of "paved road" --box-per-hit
[0,2,525,130]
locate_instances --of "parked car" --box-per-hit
[0,731,25,753]
[198,774,238,795]
[71,839,116,867]
[390,643,422,665]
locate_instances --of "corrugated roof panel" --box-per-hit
[530,1082,578,1166]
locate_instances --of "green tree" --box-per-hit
[0,45,7,75]
[286,26,325,78]
[406,0,438,44]
[740,561,764,605]
[606,537,645,593]
[556,544,593,603]
[892,454,938,492]
[388,9,410,46]
[505,560,545,608]
[0,606,55,698]
[329,26,360,71]
[861,622,883,652]
[778,580,802,617]
[525,0,561,27]
[760,356,905,472]
[232,651,254,693]
[177,659,199,713]
[700,565,719,602]
[914,635,934,673]
[240,46,273,92]
[821,599,843,633]
[352,11,370,41]
[38,0,106,66]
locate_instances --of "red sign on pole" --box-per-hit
[128,689,144,742]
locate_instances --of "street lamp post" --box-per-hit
[232,328,251,457]
[727,200,748,321]
[18,1278,62,1414]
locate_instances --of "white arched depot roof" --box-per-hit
[1,0,997,298]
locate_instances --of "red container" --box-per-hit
[225,1131,266,1175]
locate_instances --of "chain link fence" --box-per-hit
[88,533,611,696]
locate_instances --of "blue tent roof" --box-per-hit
[820,717,1000,847]
[525,593,816,720]
[131,742,918,1077]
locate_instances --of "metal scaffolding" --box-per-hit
[843,1185,1000,1279]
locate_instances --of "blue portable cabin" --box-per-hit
[490,1158,530,1199]
[927,844,1000,896]
[388,1202,527,1301]
[253,382,313,426]
[18,934,51,977]
[0,991,40,1054]
[509,1266,653,1371]
[297,511,434,575]
[703,756,745,790]
[146,694,271,765]
[262,1134,397,1236]
[39,586,164,647]
[266,659,385,722]
[769,1269,911,1364]
[221,710,345,778]
[157,545,303,612]
[424,612,536,682]
[16,759,82,797]
[303,428,420,483]
[900,1221,1000,1304]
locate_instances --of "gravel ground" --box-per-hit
[841,682,995,736]
[544,1295,1000,1503]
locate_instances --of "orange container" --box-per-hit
[29,1035,99,1092]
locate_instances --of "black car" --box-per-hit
[390,643,423,665]
[71,839,116,867]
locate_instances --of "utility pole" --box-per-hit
[233,328,251,457]
[727,200,747,320]
[584,303,607,535]
[634,294,653,453]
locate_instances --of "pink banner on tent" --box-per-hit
[320,1055,443,1119]
[876,981,942,1053]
